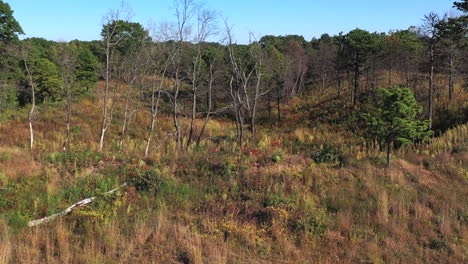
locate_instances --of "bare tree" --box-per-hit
[54,43,77,152]
[98,9,124,151]
[195,46,221,146]
[186,8,217,149]
[285,40,308,96]
[248,37,269,138]
[144,29,175,157]
[224,22,267,145]
[168,0,195,152]
[22,48,35,152]
[421,12,444,128]
[224,21,250,146]
[118,50,144,152]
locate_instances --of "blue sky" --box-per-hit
[7,0,457,43]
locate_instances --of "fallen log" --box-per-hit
[28,183,127,227]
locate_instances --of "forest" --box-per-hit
[0,0,467,263]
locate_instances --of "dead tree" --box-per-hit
[22,52,35,152]
[144,36,174,157]
[225,22,250,146]
[54,43,77,152]
[98,10,123,151]
[170,0,194,152]
[225,23,267,145]
[118,49,146,152]
[186,8,217,149]
[421,12,444,128]
[196,46,223,146]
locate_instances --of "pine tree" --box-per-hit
[363,87,433,167]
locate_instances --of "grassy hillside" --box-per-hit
[0,81,467,264]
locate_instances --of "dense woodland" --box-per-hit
[0,0,467,263]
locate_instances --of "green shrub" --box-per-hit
[429,239,453,253]
[130,169,164,192]
[0,170,6,187]
[71,126,82,135]
[289,208,327,237]
[271,150,284,163]
[264,193,298,208]
[452,144,467,154]
[193,156,237,179]
[311,145,348,166]
[44,150,103,170]
[0,152,12,162]
[264,194,288,207]
[7,211,30,228]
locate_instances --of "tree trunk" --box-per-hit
[388,59,392,88]
[448,51,454,102]
[196,64,215,146]
[428,45,435,128]
[353,55,360,105]
[187,49,204,149]
[119,81,134,152]
[276,86,281,123]
[372,56,377,97]
[250,65,262,138]
[406,56,410,87]
[173,76,182,153]
[337,70,342,98]
[238,104,244,147]
[99,45,111,151]
[146,60,170,157]
[186,83,197,149]
[63,88,72,152]
[386,142,391,168]
[24,60,35,152]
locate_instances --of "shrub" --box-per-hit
[129,169,164,192]
[0,170,6,187]
[289,208,327,237]
[429,239,453,253]
[311,145,348,166]
[0,152,12,162]
[44,150,103,170]
[271,150,284,163]
[264,194,288,207]
[194,156,237,178]
[6,211,30,228]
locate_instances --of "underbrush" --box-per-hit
[0,92,466,263]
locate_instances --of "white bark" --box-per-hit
[23,60,35,152]
[28,184,126,227]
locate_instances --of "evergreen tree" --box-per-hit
[0,0,23,42]
[76,48,99,93]
[362,87,432,167]
[32,58,62,102]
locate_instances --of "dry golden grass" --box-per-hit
[0,78,466,263]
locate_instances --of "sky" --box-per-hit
[6,0,458,43]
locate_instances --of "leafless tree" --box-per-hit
[54,43,77,152]
[195,48,220,146]
[421,12,444,128]
[285,40,308,96]
[224,21,249,146]
[248,37,269,138]
[186,7,217,149]
[144,29,175,157]
[168,0,195,152]
[98,9,124,151]
[21,47,35,152]
[224,21,267,145]
[118,49,146,152]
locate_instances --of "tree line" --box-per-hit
[0,0,466,155]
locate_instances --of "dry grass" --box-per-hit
[0,79,466,263]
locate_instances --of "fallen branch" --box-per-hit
[28,183,127,227]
